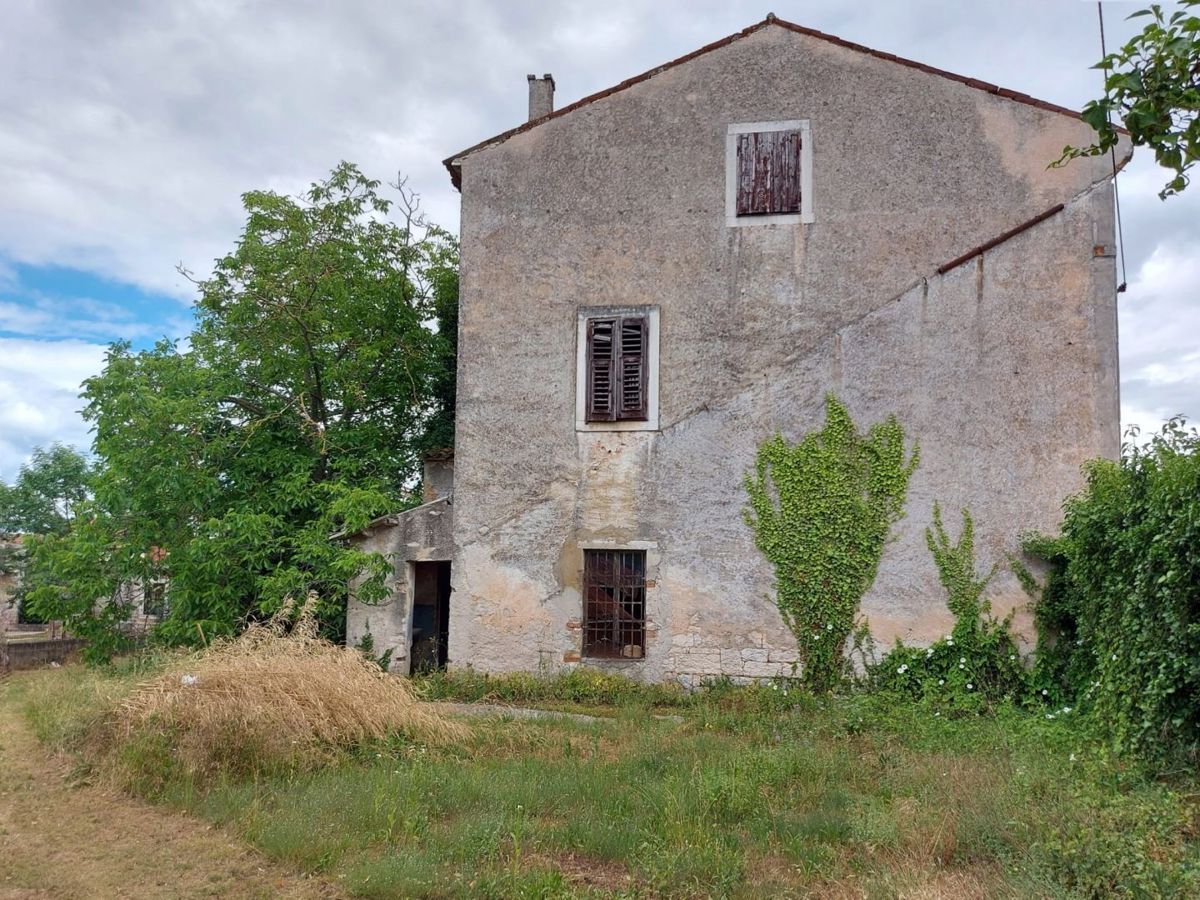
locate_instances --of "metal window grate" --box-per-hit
[582,549,646,659]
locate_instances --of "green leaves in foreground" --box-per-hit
[744,395,918,691]
[1024,418,1200,764]
[1055,1,1200,199]
[25,163,455,656]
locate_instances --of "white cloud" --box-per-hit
[0,0,1196,467]
[0,337,107,477]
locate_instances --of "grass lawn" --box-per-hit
[15,665,1200,898]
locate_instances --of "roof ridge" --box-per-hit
[444,15,1115,188]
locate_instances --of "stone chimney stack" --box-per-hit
[527,73,555,121]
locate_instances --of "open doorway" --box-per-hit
[410,560,451,672]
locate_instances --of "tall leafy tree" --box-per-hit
[26,164,457,657]
[1058,1,1200,198]
[0,444,94,535]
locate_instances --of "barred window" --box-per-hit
[582,549,646,659]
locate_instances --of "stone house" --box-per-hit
[347,15,1128,683]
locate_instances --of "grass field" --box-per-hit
[15,664,1200,898]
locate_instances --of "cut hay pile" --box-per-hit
[111,594,468,777]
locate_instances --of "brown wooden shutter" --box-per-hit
[586,318,616,422]
[736,129,803,216]
[616,316,647,420]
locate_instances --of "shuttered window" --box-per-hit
[585,315,647,422]
[735,129,803,216]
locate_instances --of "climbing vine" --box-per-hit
[744,394,918,691]
[872,504,1027,707]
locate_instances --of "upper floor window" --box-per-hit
[586,315,647,422]
[575,306,659,432]
[726,120,813,226]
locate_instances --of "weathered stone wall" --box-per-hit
[421,456,455,504]
[345,497,453,673]
[0,536,24,628]
[2,637,86,671]
[449,23,1127,683]
[0,572,18,629]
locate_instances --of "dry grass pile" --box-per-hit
[111,594,468,778]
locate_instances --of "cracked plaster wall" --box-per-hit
[346,497,453,673]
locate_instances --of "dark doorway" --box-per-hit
[411,561,451,672]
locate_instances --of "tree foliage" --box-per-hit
[1057,1,1200,198]
[1023,418,1200,764]
[0,444,94,535]
[0,444,94,624]
[744,395,918,691]
[25,164,457,657]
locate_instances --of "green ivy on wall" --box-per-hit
[744,394,918,690]
[872,505,1027,707]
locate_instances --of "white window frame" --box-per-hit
[575,305,660,432]
[725,119,813,227]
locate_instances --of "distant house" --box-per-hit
[0,533,24,629]
[347,16,1128,683]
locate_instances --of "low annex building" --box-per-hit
[347,16,1129,683]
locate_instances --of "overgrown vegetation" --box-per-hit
[744,395,918,690]
[1021,418,1200,765]
[0,444,95,624]
[872,504,1027,707]
[29,597,464,787]
[415,666,693,710]
[16,664,1200,898]
[22,164,458,658]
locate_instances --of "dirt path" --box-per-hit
[0,674,342,900]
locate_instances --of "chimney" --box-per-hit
[527,73,555,121]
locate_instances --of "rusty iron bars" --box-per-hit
[582,549,646,659]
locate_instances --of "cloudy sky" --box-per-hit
[0,0,1195,478]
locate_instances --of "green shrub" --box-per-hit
[872,505,1026,708]
[1034,785,1200,897]
[1024,418,1200,764]
[414,666,692,709]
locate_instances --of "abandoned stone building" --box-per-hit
[346,15,1129,683]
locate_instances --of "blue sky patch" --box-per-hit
[0,260,195,349]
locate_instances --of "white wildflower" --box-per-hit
[966,683,973,690]
[897,664,908,674]
[938,679,945,686]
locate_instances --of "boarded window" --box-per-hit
[736,129,803,216]
[586,315,647,422]
[582,549,646,659]
[143,581,167,618]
